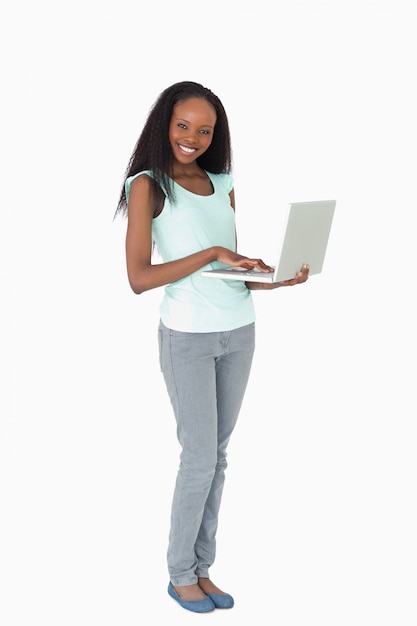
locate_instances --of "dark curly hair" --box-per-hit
[115,81,233,217]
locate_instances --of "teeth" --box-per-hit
[179,144,196,153]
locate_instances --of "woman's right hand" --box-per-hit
[214,246,274,274]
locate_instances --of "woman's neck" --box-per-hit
[172,162,205,179]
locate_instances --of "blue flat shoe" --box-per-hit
[167,582,215,613]
[206,592,234,609]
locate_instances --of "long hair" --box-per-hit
[115,81,233,217]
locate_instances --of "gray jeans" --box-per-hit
[158,320,255,586]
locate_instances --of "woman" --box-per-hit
[115,81,309,612]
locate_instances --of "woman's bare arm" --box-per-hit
[125,176,272,294]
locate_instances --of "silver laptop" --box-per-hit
[201,199,336,283]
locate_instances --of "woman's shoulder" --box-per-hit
[125,170,153,200]
[206,171,234,193]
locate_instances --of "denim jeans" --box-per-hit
[158,320,255,586]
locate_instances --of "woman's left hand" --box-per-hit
[278,263,310,286]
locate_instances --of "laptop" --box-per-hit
[201,199,336,283]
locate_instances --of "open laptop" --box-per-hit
[201,199,336,283]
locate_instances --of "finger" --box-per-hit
[297,264,310,282]
[252,259,274,272]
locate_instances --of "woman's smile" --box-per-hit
[177,144,198,155]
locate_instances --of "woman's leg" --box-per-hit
[194,322,255,578]
[158,322,255,586]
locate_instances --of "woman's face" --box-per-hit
[168,97,217,165]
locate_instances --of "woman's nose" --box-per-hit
[184,130,198,144]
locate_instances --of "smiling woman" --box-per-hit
[114,80,309,613]
[168,97,217,195]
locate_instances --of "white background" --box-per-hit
[1,1,416,624]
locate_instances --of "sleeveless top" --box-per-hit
[125,170,256,332]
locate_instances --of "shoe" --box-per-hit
[167,582,215,613]
[205,591,234,609]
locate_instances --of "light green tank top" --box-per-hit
[125,170,256,332]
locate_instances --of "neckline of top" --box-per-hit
[171,171,215,197]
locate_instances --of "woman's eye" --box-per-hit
[177,123,187,129]
[200,130,210,135]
